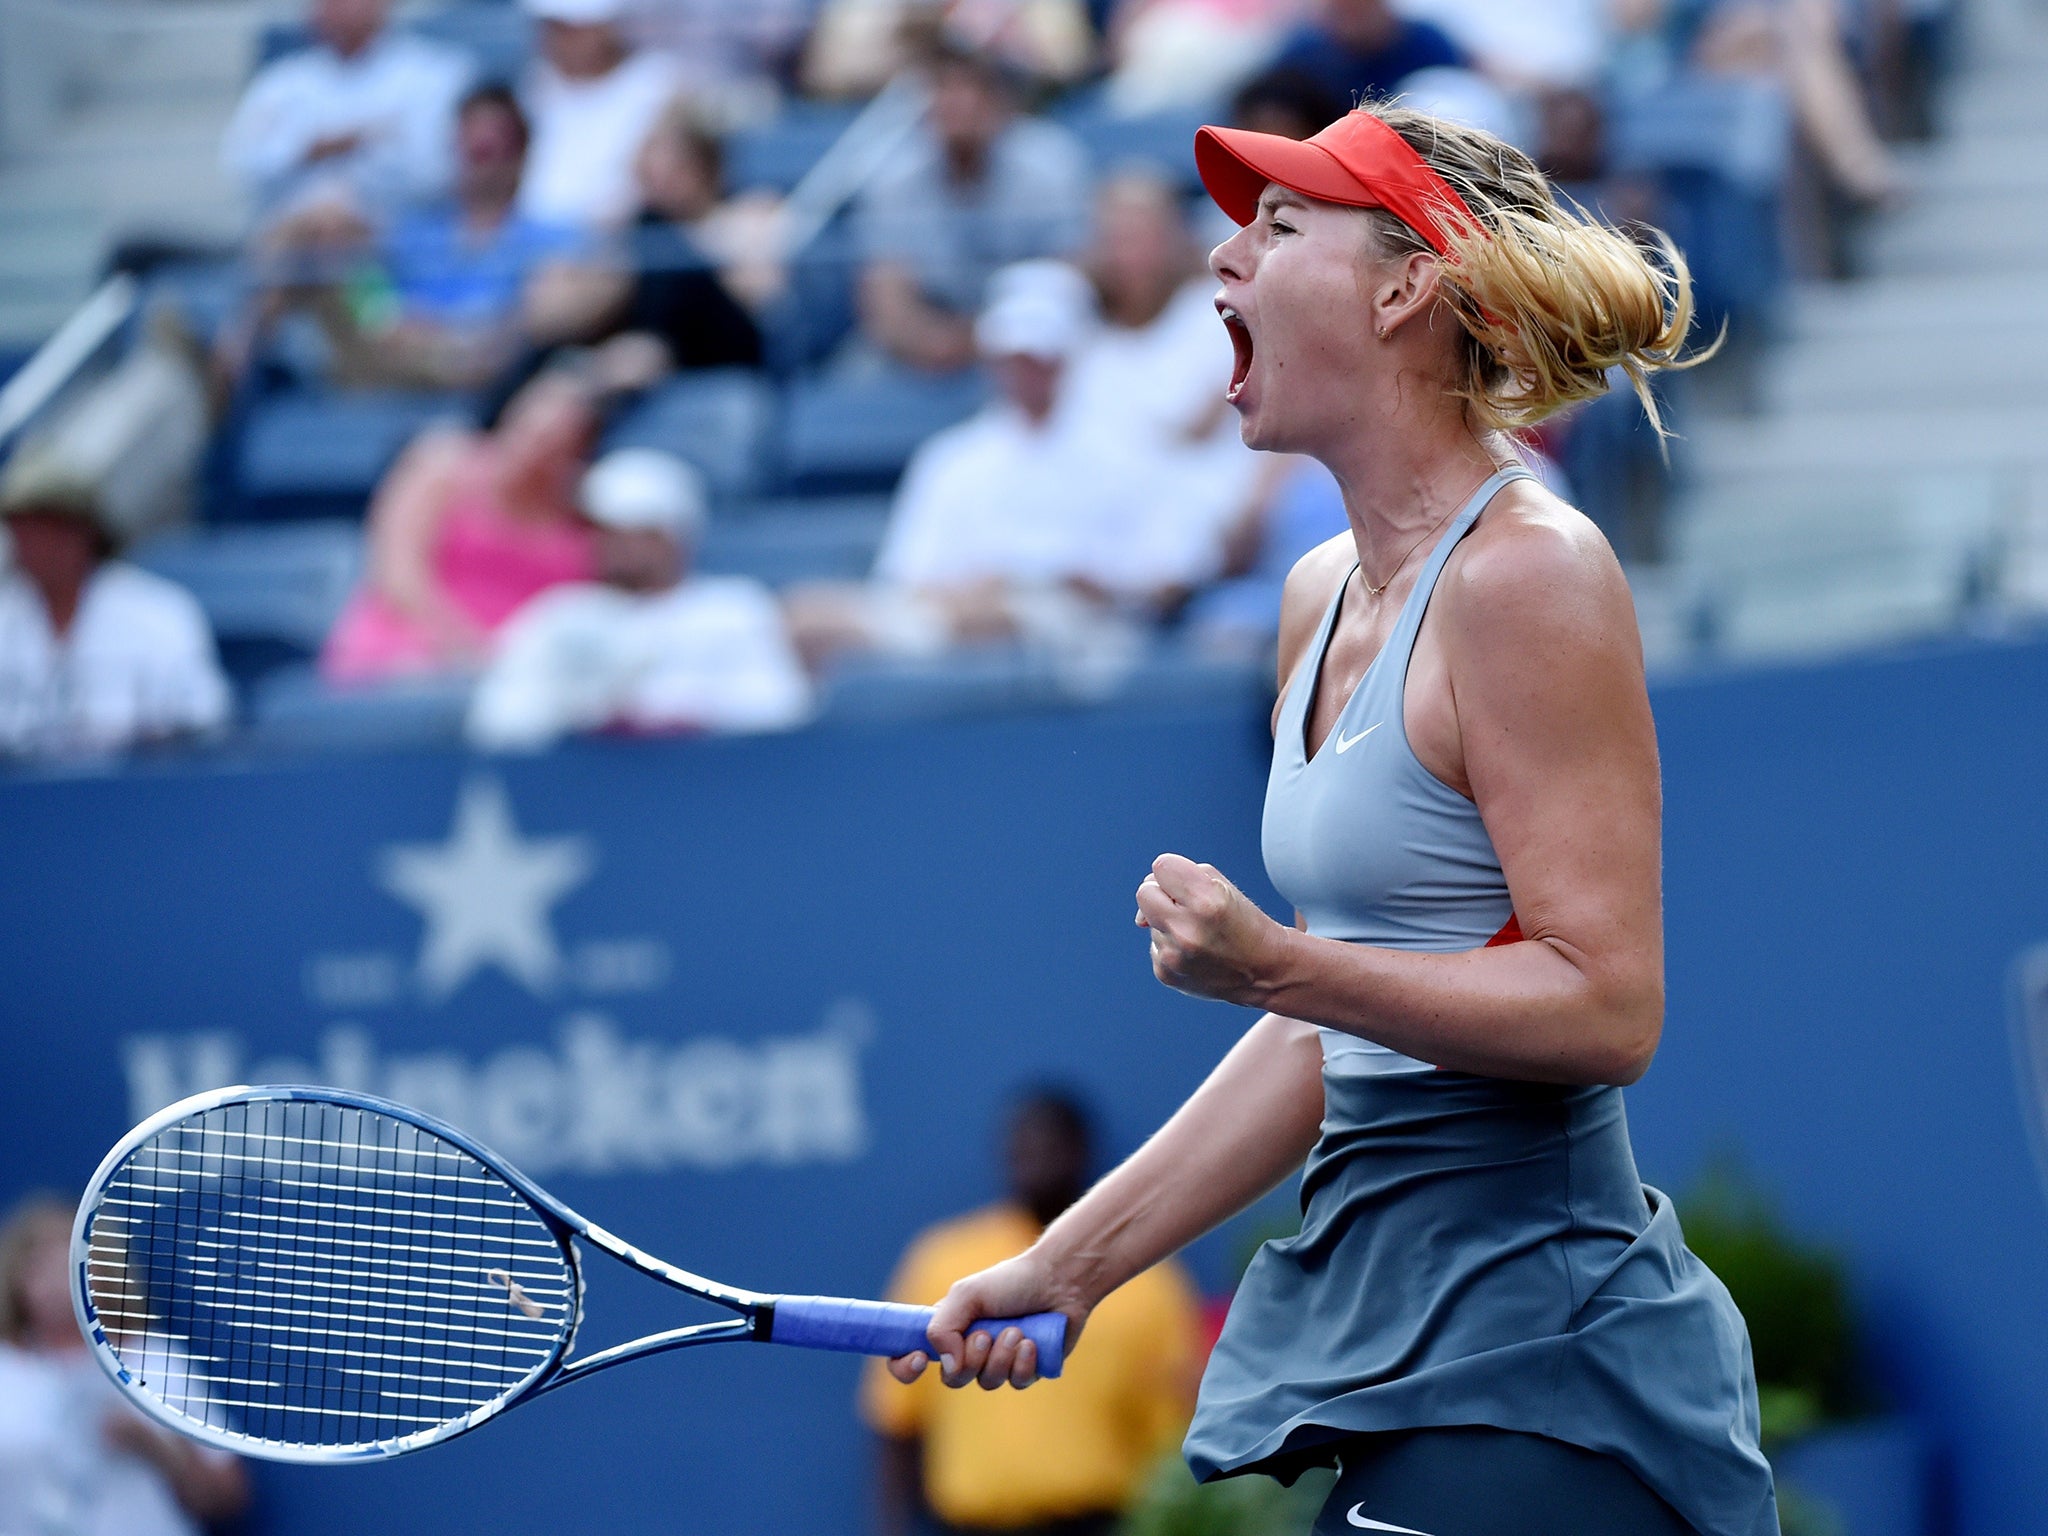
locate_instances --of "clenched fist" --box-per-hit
[1135,853,1290,1006]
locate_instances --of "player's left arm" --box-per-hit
[1139,511,1664,1087]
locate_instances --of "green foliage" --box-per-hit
[1118,1454,1334,1536]
[1678,1159,1867,1443]
[1776,1480,1848,1536]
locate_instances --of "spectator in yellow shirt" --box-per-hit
[861,1089,1201,1536]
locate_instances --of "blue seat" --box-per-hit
[411,4,532,84]
[130,521,364,689]
[725,104,864,195]
[763,218,862,372]
[1053,93,1217,190]
[247,665,472,752]
[602,370,776,508]
[779,369,985,495]
[696,497,891,585]
[816,649,1055,725]
[130,520,362,648]
[1607,76,1792,333]
[1607,76,1792,194]
[235,390,473,522]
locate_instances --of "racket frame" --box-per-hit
[72,1084,779,1463]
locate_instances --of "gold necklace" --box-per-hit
[1359,502,1461,598]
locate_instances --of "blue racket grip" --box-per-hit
[768,1296,1066,1379]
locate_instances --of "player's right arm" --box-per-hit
[896,544,1347,1391]
[897,1009,1324,1390]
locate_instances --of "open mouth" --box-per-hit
[1219,303,1254,402]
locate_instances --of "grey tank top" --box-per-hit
[1186,466,1780,1536]
[1263,465,1527,1078]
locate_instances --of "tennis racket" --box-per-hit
[71,1084,1066,1463]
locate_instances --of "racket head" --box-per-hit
[72,1085,582,1463]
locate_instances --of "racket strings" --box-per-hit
[85,1099,573,1455]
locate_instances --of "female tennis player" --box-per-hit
[885,104,1779,1536]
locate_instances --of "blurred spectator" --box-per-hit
[321,371,602,684]
[860,1090,1200,1536]
[518,0,683,230]
[1103,0,1301,115]
[787,262,1222,671]
[468,449,812,749]
[227,84,583,393]
[517,96,766,395]
[220,0,470,226]
[0,469,231,760]
[1228,61,1349,141]
[1268,0,1466,105]
[0,1195,248,1534]
[803,1,1096,100]
[852,40,1092,374]
[1064,171,1259,550]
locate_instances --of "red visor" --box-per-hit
[1194,111,1477,255]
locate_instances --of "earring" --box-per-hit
[1377,326,1391,342]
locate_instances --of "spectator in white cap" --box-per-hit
[467,448,812,750]
[517,0,682,230]
[0,467,231,760]
[220,0,470,225]
[784,259,1227,676]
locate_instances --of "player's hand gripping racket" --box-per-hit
[71,1085,1066,1463]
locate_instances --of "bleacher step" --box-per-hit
[1685,402,2048,482]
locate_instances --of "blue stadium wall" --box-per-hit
[5,635,2048,1536]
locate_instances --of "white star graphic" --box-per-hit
[377,776,595,999]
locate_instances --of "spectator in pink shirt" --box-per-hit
[321,371,602,682]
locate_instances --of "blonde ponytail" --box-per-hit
[1365,105,1710,437]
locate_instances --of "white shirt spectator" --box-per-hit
[1059,278,1259,579]
[877,401,1217,600]
[0,1345,207,1536]
[0,562,231,758]
[467,576,813,750]
[220,28,471,220]
[519,51,683,229]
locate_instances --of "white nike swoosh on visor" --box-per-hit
[1345,1507,1434,1535]
[1334,722,1382,754]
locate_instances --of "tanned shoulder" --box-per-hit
[1440,482,1641,670]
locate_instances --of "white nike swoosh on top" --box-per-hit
[1333,722,1382,754]
[1345,1507,1434,1535]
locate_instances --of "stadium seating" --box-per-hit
[1669,468,2001,658]
[247,664,472,751]
[779,368,984,495]
[726,104,866,196]
[1050,92,1216,190]
[129,519,363,690]
[410,3,534,87]
[1609,78,1793,336]
[695,497,890,584]
[231,389,476,522]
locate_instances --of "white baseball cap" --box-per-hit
[975,260,1096,361]
[580,449,708,539]
[521,0,628,25]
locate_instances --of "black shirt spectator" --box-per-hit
[1269,0,1465,107]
